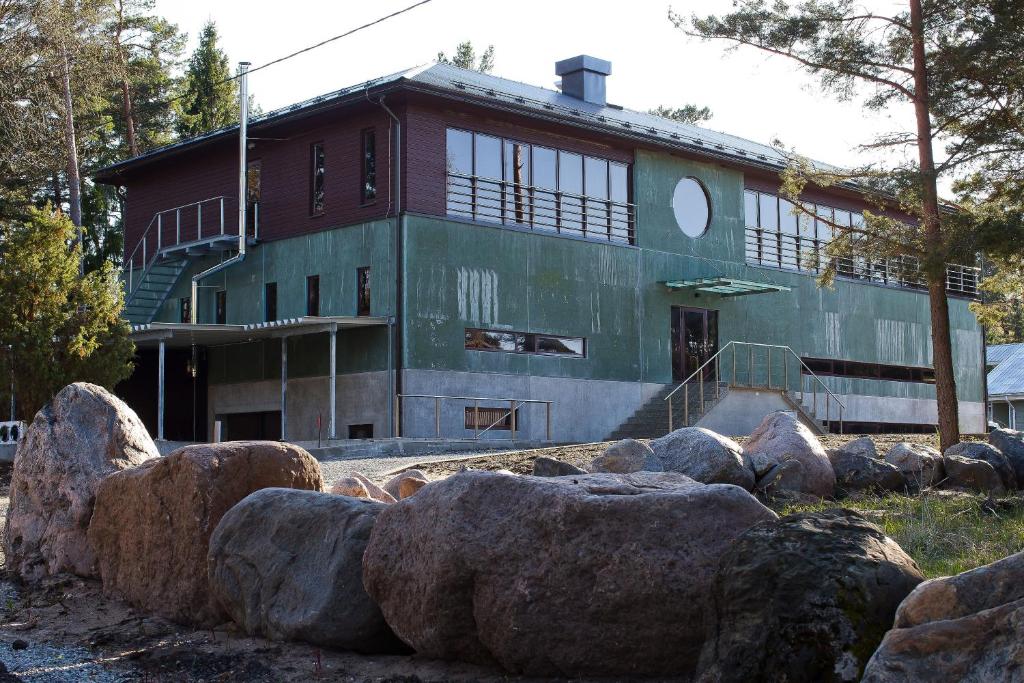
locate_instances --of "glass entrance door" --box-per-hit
[671,307,719,382]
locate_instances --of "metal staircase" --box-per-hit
[122,196,258,325]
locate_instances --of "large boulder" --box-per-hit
[884,443,944,490]
[942,453,1005,494]
[828,449,906,496]
[531,456,586,477]
[945,442,1017,490]
[863,550,1024,681]
[988,428,1024,486]
[208,488,402,652]
[699,510,924,683]
[838,436,878,459]
[744,412,835,498]
[383,469,429,500]
[648,427,754,489]
[589,439,661,474]
[4,383,159,582]
[362,470,777,678]
[88,441,323,626]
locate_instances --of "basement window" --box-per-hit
[310,142,325,215]
[465,406,520,431]
[801,357,935,384]
[465,328,585,358]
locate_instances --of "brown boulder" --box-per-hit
[383,469,429,500]
[329,477,371,498]
[4,383,158,581]
[863,550,1024,681]
[208,488,403,652]
[362,470,776,678]
[88,441,323,626]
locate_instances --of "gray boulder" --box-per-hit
[828,449,906,496]
[838,436,878,459]
[944,442,1016,490]
[208,488,402,652]
[699,509,924,683]
[532,456,586,477]
[744,412,835,498]
[942,454,1005,494]
[362,470,776,678]
[863,550,1024,681]
[649,427,754,489]
[4,383,159,582]
[884,443,944,490]
[989,428,1024,486]
[589,439,661,473]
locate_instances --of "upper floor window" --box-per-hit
[445,128,633,244]
[361,130,377,203]
[743,189,979,298]
[310,142,325,215]
[306,275,320,316]
[264,282,277,322]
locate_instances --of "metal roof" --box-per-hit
[130,316,389,349]
[663,277,791,297]
[96,61,839,181]
[988,345,1024,397]
[988,343,1024,367]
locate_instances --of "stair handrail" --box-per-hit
[664,341,845,432]
[124,195,230,302]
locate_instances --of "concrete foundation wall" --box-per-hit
[695,389,794,436]
[207,370,390,442]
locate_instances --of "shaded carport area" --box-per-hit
[128,316,393,442]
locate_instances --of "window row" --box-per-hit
[464,328,586,358]
[308,129,377,216]
[801,357,936,384]
[743,190,979,297]
[181,267,372,323]
[445,128,634,244]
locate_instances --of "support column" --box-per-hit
[157,340,165,441]
[328,324,337,441]
[280,337,288,440]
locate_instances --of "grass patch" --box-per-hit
[774,493,1024,578]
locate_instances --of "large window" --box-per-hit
[310,142,325,215]
[743,189,979,297]
[801,357,936,384]
[465,328,585,358]
[446,128,633,244]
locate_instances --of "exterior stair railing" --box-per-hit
[664,341,845,434]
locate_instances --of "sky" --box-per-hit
[153,0,916,170]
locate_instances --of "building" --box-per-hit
[987,343,1024,429]
[97,56,987,443]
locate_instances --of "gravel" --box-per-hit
[0,640,121,682]
[316,450,520,485]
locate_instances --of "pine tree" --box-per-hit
[175,21,237,138]
[649,105,712,125]
[437,41,495,73]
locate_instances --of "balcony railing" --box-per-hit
[446,172,636,245]
[743,227,980,298]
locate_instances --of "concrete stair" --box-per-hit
[607,382,729,440]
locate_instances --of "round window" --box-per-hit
[672,177,712,238]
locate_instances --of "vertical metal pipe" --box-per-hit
[474,400,479,439]
[175,208,180,245]
[157,214,161,251]
[510,400,517,441]
[767,346,772,389]
[393,394,400,438]
[197,202,202,240]
[784,352,789,392]
[157,340,165,440]
[220,197,225,235]
[668,396,673,433]
[546,402,552,441]
[280,336,288,440]
[715,355,720,400]
[328,325,336,440]
[237,61,250,257]
[732,343,737,386]
[434,397,440,437]
[699,375,705,416]
[684,384,689,426]
[749,344,753,387]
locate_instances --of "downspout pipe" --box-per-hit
[190,61,251,323]
[375,95,401,437]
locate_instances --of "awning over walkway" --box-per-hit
[131,315,389,348]
[663,277,790,297]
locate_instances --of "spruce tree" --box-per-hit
[175,21,237,138]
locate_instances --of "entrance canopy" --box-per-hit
[130,315,389,349]
[663,277,790,297]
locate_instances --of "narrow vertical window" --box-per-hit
[306,275,320,316]
[215,291,226,325]
[446,128,473,218]
[310,142,325,215]
[361,129,377,203]
[179,297,191,324]
[357,267,371,317]
[558,151,583,234]
[264,282,277,322]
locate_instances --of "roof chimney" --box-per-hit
[555,55,611,106]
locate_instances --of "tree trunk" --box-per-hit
[121,77,138,157]
[910,0,960,450]
[61,45,83,276]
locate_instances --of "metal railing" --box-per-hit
[743,227,980,298]
[395,393,553,441]
[664,341,845,433]
[124,197,261,302]
[446,172,636,245]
